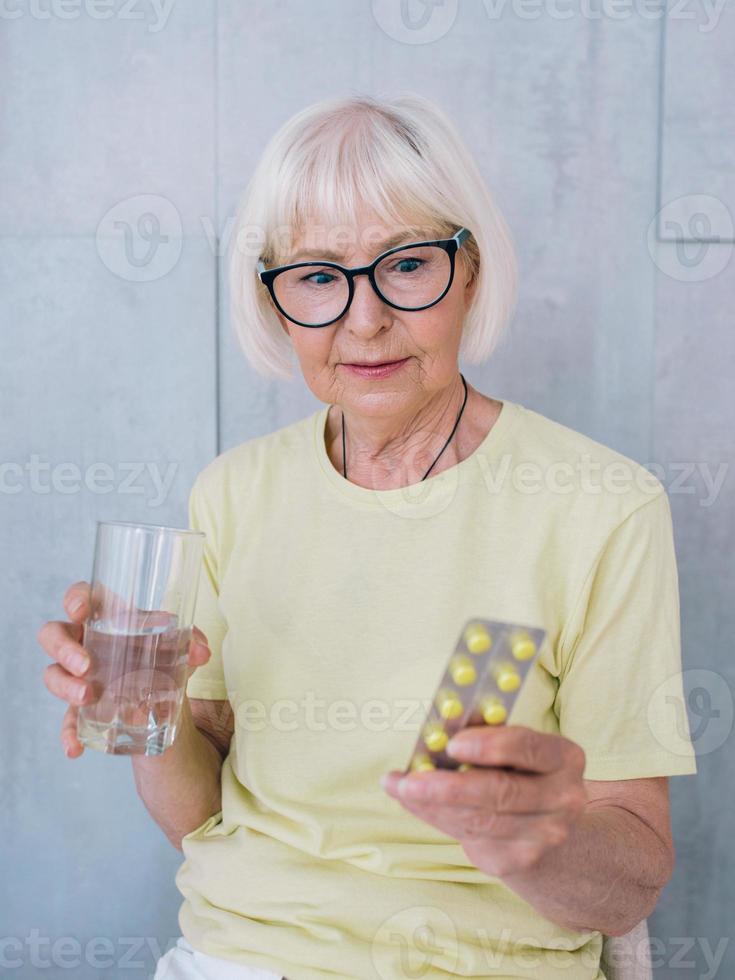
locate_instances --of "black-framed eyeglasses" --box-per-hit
[256,227,473,328]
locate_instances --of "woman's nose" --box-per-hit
[343,273,391,335]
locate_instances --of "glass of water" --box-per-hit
[76,520,205,756]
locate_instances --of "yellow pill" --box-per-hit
[411,755,436,772]
[481,696,508,725]
[450,655,477,686]
[511,632,536,661]
[424,724,449,752]
[495,664,521,692]
[463,623,492,654]
[437,690,463,720]
[458,763,473,772]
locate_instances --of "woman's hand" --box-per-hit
[381,724,587,878]
[37,580,212,759]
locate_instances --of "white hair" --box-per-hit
[228,92,518,380]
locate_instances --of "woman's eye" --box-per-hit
[394,258,422,273]
[302,272,334,285]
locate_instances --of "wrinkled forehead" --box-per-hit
[276,214,445,264]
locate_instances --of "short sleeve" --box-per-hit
[555,489,698,780]
[185,475,230,701]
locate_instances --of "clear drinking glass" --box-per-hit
[76,520,205,756]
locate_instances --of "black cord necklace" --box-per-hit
[341,373,469,481]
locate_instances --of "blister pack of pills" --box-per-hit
[404,618,547,773]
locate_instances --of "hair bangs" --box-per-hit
[264,104,455,265]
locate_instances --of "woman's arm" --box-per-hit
[382,726,674,936]
[497,776,674,936]
[131,696,233,851]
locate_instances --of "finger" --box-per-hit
[65,579,150,628]
[192,625,209,647]
[43,662,92,706]
[392,767,566,813]
[393,798,572,846]
[37,620,90,677]
[394,765,586,817]
[447,725,585,776]
[187,644,211,667]
[188,627,211,666]
[63,581,92,623]
[61,704,84,758]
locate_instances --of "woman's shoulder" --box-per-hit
[190,407,320,498]
[506,400,666,521]
[511,401,652,467]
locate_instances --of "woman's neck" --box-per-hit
[324,380,502,490]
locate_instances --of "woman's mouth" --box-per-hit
[342,357,411,378]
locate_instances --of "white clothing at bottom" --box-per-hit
[153,936,284,980]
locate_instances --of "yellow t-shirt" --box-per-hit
[176,398,697,980]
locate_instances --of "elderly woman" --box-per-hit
[41,94,696,980]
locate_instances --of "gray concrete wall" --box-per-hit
[2,2,732,977]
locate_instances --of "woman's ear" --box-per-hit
[463,269,478,310]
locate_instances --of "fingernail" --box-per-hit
[75,684,87,702]
[71,652,90,675]
[64,743,72,758]
[69,597,84,615]
[447,737,475,758]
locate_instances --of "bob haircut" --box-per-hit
[228,92,518,380]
